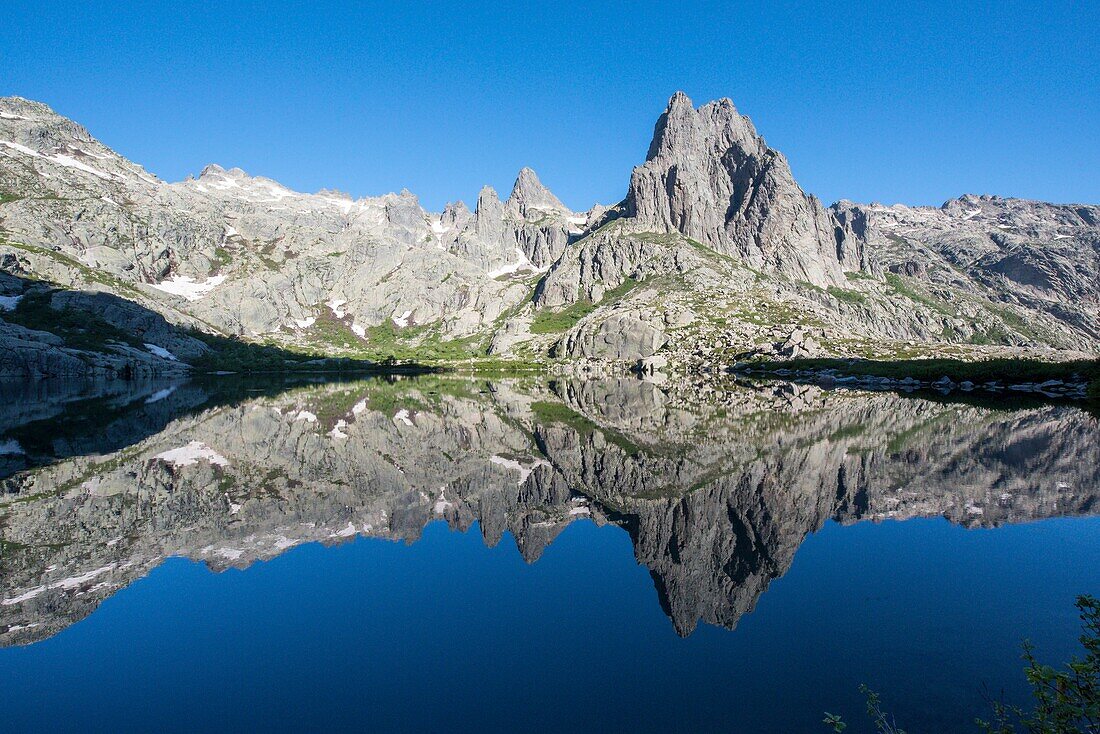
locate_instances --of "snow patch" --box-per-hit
[433,488,453,515]
[352,399,367,415]
[144,343,178,361]
[0,139,41,157]
[295,410,318,423]
[0,294,23,311]
[3,564,119,606]
[145,386,177,404]
[149,275,226,302]
[391,310,413,328]
[153,440,229,467]
[332,522,357,538]
[0,438,24,455]
[430,217,448,234]
[327,299,348,318]
[329,419,348,439]
[489,455,547,485]
[51,153,111,180]
[393,409,414,427]
[294,316,316,329]
[224,224,239,237]
[351,323,366,338]
[488,246,542,278]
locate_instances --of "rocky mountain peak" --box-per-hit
[0,96,98,154]
[0,96,60,121]
[626,91,850,286]
[506,166,569,218]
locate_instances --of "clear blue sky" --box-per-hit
[4,1,1097,211]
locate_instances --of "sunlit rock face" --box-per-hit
[3,93,1098,372]
[625,92,855,288]
[1,376,1097,645]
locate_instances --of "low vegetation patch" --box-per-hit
[3,291,144,353]
[531,398,642,456]
[884,272,955,316]
[825,595,1100,733]
[530,278,638,335]
[826,285,867,305]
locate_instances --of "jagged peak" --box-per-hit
[666,90,694,112]
[198,163,258,181]
[476,185,501,207]
[646,92,760,163]
[0,96,60,120]
[507,166,569,216]
[443,200,471,216]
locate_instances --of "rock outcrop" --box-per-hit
[625,92,859,287]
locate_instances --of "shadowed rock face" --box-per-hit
[1,376,1098,645]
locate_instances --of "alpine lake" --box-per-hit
[1,373,1097,733]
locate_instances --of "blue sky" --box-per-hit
[4,1,1097,211]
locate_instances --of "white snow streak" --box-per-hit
[489,455,547,485]
[145,386,178,404]
[153,441,229,467]
[144,343,178,361]
[149,275,226,302]
[0,294,23,311]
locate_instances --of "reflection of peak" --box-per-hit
[1,377,1098,646]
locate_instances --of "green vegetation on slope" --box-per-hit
[884,272,955,316]
[3,291,144,353]
[530,278,638,334]
[530,398,642,456]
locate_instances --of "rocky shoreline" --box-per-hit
[731,363,1094,401]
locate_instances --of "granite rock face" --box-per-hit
[1,93,1098,371]
[625,92,859,287]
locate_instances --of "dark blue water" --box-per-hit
[1,516,1096,733]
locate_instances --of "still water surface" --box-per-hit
[0,375,1097,732]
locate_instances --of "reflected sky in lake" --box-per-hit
[0,375,1097,732]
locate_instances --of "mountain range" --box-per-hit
[1,92,1097,376]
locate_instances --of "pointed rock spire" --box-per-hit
[625,91,848,287]
[506,167,569,218]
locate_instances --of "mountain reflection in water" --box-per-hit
[1,375,1098,646]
